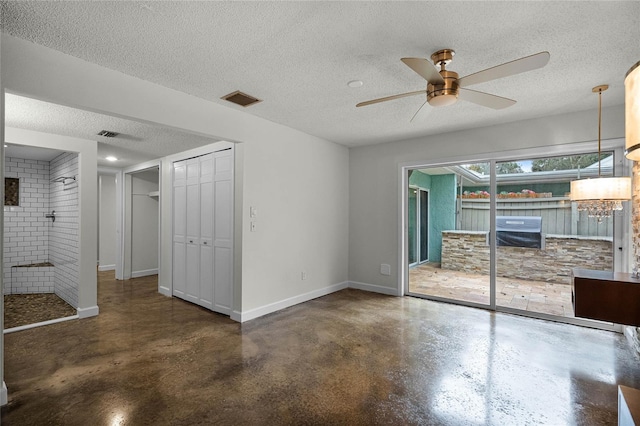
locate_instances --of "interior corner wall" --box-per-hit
[1,35,349,320]
[98,174,117,270]
[349,105,625,291]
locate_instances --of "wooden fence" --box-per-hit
[458,197,612,237]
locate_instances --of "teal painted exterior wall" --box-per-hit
[429,174,456,262]
[408,171,456,263]
[409,170,431,188]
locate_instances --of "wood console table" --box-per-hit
[571,268,640,326]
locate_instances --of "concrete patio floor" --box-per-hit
[409,262,575,318]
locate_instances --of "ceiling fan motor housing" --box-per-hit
[427,70,459,107]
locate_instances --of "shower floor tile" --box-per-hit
[4,294,76,329]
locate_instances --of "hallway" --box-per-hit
[2,271,639,425]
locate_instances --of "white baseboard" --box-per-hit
[131,268,158,278]
[98,264,116,272]
[158,286,171,297]
[348,281,400,296]
[236,281,349,322]
[77,305,99,318]
[1,381,7,406]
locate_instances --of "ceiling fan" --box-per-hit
[356,49,550,122]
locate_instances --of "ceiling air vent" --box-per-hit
[221,91,262,107]
[97,130,119,138]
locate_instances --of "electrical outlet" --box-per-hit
[301,271,307,280]
[250,221,256,232]
[380,264,391,276]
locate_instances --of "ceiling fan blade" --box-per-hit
[356,90,425,107]
[401,58,445,85]
[458,88,516,109]
[410,101,431,123]
[458,51,550,87]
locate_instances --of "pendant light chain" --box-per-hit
[598,87,602,178]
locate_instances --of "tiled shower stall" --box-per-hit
[3,153,79,308]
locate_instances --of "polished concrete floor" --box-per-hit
[410,263,575,317]
[2,271,639,425]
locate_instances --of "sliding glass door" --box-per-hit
[407,163,491,307]
[494,152,615,320]
[405,146,625,328]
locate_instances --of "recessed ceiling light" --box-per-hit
[3,144,7,148]
[106,156,118,162]
[347,80,363,88]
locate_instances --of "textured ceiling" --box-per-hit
[2,1,640,152]
[4,94,218,167]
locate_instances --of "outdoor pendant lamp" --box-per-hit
[570,85,631,222]
[624,61,640,160]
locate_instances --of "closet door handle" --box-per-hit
[203,241,208,245]
[189,240,194,243]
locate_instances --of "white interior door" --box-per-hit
[213,150,233,314]
[172,160,187,298]
[184,158,200,304]
[198,154,214,309]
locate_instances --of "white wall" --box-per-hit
[1,35,349,321]
[98,174,116,271]
[131,169,158,276]
[348,105,626,293]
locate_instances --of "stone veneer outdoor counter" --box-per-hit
[441,230,612,285]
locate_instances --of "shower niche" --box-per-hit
[3,149,80,328]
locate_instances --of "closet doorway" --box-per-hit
[123,166,160,280]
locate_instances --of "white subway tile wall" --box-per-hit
[49,152,79,307]
[3,157,51,294]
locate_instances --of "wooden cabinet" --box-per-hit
[571,268,640,326]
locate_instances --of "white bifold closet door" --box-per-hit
[172,149,233,315]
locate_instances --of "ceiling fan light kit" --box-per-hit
[356,48,550,122]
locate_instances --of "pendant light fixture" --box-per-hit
[569,85,631,222]
[624,61,640,160]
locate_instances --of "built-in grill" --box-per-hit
[496,216,543,249]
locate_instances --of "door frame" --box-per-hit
[119,160,162,280]
[408,185,429,267]
[398,138,629,331]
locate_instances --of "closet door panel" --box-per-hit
[186,183,200,244]
[172,241,186,297]
[185,242,200,303]
[199,244,214,308]
[213,246,232,313]
[213,150,233,314]
[172,161,187,296]
[198,154,214,308]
